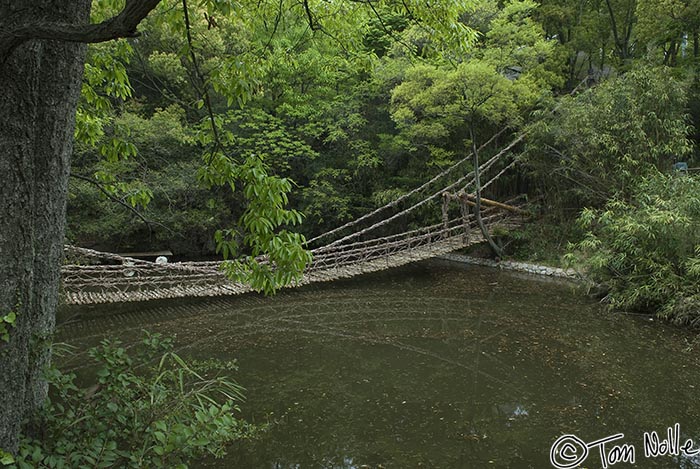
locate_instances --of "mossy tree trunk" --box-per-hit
[0,0,90,453]
[0,0,161,452]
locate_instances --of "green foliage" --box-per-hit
[388,0,480,57]
[8,333,255,468]
[526,66,693,210]
[69,0,567,264]
[215,109,318,175]
[0,300,19,344]
[636,0,700,65]
[0,312,16,343]
[482,0,564,89]
[76,40,134,149]
[389,2,558,167]
[507,217,584,266]
[567,173,700,324]
[66,0,700,323]
[301,170,355,231]
[0,451,13,466]
[216,156,313,294]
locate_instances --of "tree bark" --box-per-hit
[604,0,636,61]
[0,0,161,61]
[469,128,503,258]
[0,0,91,452]
[1,0,161,452]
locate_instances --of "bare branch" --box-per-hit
[0,0,161,61]
[70,173,175,236]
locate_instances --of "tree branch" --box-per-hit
[469,126,504,258]
[302,0,320,31]
[0,0,161,61]
[71,173,168,236]
[181,0,222,166]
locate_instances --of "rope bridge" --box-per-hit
[61,134,527,305]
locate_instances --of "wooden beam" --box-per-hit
[464,195,528,215]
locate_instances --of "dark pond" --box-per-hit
[56,259,700,468]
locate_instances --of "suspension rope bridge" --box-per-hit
[61,134,528,305]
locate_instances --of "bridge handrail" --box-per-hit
[62,211,516,290]
[308,213,512,271]
[320,137,524,249]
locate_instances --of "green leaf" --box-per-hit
[0,450,15,465]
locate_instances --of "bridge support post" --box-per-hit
[441,192,450,239]
[459,192,470,244]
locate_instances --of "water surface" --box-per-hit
[57,260,700,468]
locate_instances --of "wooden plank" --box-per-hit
[116,250,174,258]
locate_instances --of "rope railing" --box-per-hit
[314,210,511,264]
[310,203,510,257]
[304,127,512,246]
[311,218,464,255]
[61,210,517,302]
[303,79,592,250]
[62,150,520,283]
[321,135,524,249]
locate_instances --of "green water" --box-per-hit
[57,260,700,468]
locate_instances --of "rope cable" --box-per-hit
[304,127,509,245]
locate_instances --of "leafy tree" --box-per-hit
[602,0,638,62]
[390,1,557,162]
[0,0,484,453]
[636,0,700,65]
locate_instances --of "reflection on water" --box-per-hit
[57,260,700,468]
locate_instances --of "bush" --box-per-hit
[4,333,255,468]
[568,172,700,324]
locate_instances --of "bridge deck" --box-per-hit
[61,132,527,306]
[61,230,492,305]
[61,192,525,308]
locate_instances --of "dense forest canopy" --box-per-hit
[58,0,700,318]
[64,0,700,326]
[67,0,699,256]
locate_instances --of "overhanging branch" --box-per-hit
[0,0,161,61]
[70,173,178,237]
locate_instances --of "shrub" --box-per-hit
[568,172,700,324]
[4,333,255,468]
[526,66,693,213]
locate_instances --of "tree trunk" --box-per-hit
[604,0,635,62]
[0,0,90,453]
[469,128,503,258]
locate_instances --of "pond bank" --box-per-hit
[439,252,582,280]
